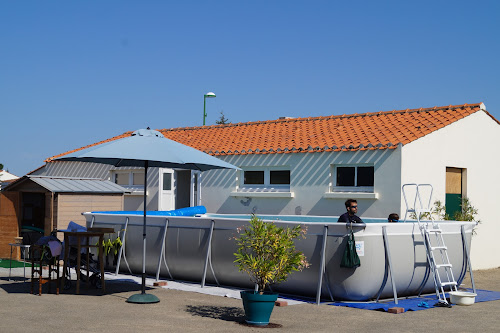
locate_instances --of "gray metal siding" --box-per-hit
[32,161,161,210]
[28,176,128,193]
[34,161,112,178]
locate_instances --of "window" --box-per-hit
[332,165,374,192]
[162,172,172,191]
[133,173,144,185]
[270,170,290,184]
[240,168,291,192]
[112,170,145,193]
[244,171,265,185]
[115,173,129,186]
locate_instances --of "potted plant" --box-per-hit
[234,215,309,326]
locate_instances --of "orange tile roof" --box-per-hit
[47,102,495,161]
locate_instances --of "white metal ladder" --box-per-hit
[402,183,458,304]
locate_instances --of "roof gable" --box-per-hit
[48,102,495,160]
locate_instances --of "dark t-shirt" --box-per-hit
[337,212,363,223]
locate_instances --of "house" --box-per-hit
[0,169,19,190]
[3,102,499,269]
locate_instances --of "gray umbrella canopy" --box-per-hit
[54,128,239,303]
[56,128,238,171]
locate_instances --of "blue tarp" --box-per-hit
[91,205,207,216]
[328,289,500,312]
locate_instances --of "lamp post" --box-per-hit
[203,92,216,125]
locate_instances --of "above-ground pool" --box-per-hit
[83,211,475,302]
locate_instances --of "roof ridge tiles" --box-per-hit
[158,102,483,133]
[45,131,133,162]
[47,102,491,161]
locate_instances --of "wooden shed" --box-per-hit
[0,175,128,259]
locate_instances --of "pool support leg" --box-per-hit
[316,225,329,305]
[155,219,170,281]
[382,226,398,304]
[115,217,132,276]
[201,220,215,288]
[461,225,476,293]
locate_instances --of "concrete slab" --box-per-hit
[1,267,499,332]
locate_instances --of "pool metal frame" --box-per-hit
[86,213,475,305]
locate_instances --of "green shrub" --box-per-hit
[410,197,480,231]
[234,215,309,293]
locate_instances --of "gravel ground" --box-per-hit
[1,266,499,333]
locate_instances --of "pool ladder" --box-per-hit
[402,184,458,305]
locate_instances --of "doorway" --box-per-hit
[191,171,201,207]
[158,169,201,211]
[21,192,45,230]
[445,167,464,218]
[158,169,175,211]
[176,170,201,208]
[176,170,191,209]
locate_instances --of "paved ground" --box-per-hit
[1,266,500,333]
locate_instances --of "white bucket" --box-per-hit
[449,291,477,306]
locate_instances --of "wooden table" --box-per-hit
[60,228,115,294]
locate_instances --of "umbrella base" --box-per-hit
[126,293,160,304]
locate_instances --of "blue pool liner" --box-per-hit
[91,205,207,216]
[328,289,500,312]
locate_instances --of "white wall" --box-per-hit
[200,148,402,218]
[401,110,500,269]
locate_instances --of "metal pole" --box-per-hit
[316,225,328,305]
[201,220,215,288]
[382,226,398,304]
[9,245,13,281]
[156,219,169,281]
[461,225,476,293]
[23,246,27,279]
[203,95,207,125]
[125,160,159,303]
[116,217,130,276]
[141,160,148,294]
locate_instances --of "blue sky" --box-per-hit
[1,1,499,176]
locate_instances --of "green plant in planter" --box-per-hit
[234,214,309,293]
[410,197,481,234]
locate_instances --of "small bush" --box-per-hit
[234,215,309,293]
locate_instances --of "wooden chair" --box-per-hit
[30,245,60,296]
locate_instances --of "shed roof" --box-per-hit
[47,102,496,160]
[3,176,129,194]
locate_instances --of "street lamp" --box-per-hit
[203,92,216,125]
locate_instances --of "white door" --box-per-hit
[191,171,201,206]
[159,168,175,211]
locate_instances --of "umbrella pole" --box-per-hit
[141,160,147,294]
[126,160,160,304]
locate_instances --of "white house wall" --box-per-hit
[401,110,500,269]
[201,148,402,218]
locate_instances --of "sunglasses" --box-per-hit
[350,205,358,208]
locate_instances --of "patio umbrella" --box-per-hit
[54,128,239,303]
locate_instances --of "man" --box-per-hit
[338,199,363,223]
[388,213,399,222]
